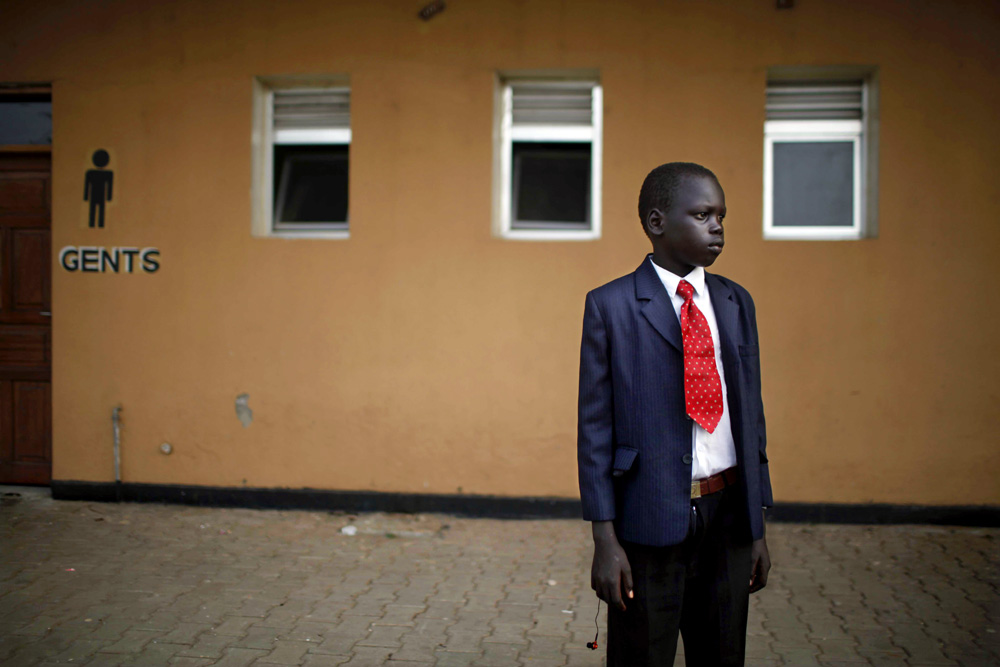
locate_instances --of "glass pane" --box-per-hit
[273,145,349,224]
[512,142,590,227]
[772,141,854,227]
[0,96,52,145]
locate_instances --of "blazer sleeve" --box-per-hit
[747,293,773,508]
[577,291,616,521]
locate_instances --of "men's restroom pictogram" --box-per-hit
[84,149,113,228]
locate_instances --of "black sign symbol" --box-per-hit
[84,149,114,228]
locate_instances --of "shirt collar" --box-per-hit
[648,256,707,297]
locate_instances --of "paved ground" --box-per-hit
[0,486,997,666]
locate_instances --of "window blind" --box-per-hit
[511,82,593,126]
[766,81,863,121]
[273,89,350,130]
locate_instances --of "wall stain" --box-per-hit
[235,393,253,428]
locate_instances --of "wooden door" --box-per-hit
[0,152,52,485]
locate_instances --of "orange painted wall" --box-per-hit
[2,0,998,505]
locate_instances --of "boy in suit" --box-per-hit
[578,162,772,666]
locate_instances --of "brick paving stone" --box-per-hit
[745,638,781,662]
[342,599,388,617]
[300,654,351,666]
[160,622,214,645]
[815,639,867,661]
[483,623,529,646]
[99,629,162,654]
[256,608,306,630]
[418,601,463,620]
[308,637,358,657]
[407,617,453,639]
[176,633,237,659]
[12,615,59,635]
[857,647,911,665]
[133,611,184,633]
[233,598,278,618]
[51,638,107,663]
[851,627,898,653]
[771,625,818,648]
[279,621,328,642]
[41,625,93,650]
[83,654,129,666]
[383,641,441,662]
[85,617,136,642]
[341,645,395,664]
[255,639,311,664]
[210,647,269,666]
[214,616,256,637]
[496,604,535,625]
[376,604,424,626]
[357,624,409,648]
[324,614,377,641]
[122,641,189,665]
[562,648,602,666]
[235,626,282,650]
[7,639,69,665]
[304,604,350,624]
[433,653,479,667]
[775,646,823,665]
[443,628,485,654]
[474,642,521,666]
[521,635,566,661]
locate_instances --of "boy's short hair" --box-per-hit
[638,162,719,231]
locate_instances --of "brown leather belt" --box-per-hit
[691,467,739,499]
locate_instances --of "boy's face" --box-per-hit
[646,175,726,277]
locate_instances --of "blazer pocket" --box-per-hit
[612,446,639,478]
[739,343,759,356]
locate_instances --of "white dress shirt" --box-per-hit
[649,258,738,480]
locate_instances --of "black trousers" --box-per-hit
[608,485,753,666]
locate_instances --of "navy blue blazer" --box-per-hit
[578,256,773,547]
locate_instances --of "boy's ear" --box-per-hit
[645,209,665,236]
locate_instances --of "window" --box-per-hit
[0,89,52,146]
[494,77,602,240]
[763,72,877,240]
[252,77,350,238]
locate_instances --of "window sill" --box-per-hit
[764,227,864,241]
[498,228,600,242]
[256,230,350,240]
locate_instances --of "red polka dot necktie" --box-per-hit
[677,280,723,433]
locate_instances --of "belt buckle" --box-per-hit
[690,481,702,499]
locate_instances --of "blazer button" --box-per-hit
[682,454,693,464]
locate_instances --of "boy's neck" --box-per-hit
[650,251,696,279]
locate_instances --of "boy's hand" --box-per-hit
[749,536,770,593]
[591,521,633,611]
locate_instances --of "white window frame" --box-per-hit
[251,77,351,239]
[493,78,603,241]
[763,119,863,240]
[762,71,878,241]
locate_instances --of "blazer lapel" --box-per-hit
[707,272,743,422]
[635,257,683,353]
[707,273,740,368]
